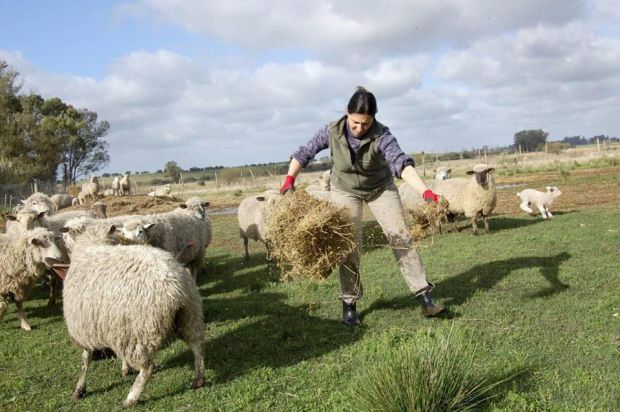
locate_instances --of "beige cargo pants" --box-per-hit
[330,183,430,304]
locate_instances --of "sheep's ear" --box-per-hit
[256,196,266,201]
[144,223,156,231]
[4,214,16,221]
[60,227,70,233]
[466,170,475,175]
[107,225,117,235]
[201,201,210,207]
[179,203,188,209]
[487,168,495,173]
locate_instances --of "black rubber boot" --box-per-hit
[415,283,446,317]
[342,301,361,326]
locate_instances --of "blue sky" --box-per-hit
[1,0,619,174]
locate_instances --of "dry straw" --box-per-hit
[265,190,356,280]
[408,197,450,241]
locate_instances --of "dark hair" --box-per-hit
[347,86,377,116]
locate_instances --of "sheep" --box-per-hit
[111,176,120,196]
[51,224,205,407]
[432,163,497,235]
[81,176,101,202]
[147,184,171,197]
[119,200,211,278]
[3,208,44,235]
[61,215,137,254]
[77,190,87,205]
[19,192,54,215]
[237,189,280,261]
[517,186,562,219]
[72,197,80,206]
[119,173,131,196]
[399,167,452,213]
[0,227,63,330]
[102,188,114,197]
[50,194,74,211]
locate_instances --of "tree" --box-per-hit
[164,161,182,183]
[513,129,548,152]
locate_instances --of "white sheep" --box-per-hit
[237,190,280,261]
[111,176,120,196]
[432,164,497,235]
[61,215,136,253]
[81,176,100,202]
[517,186,562,219]
[3,208,44,235]
[19,192,54,215]
[0,227,63,330]
[119,200,211,278]
[52,224,205,407]
[399,167,452,213]
[147,184,171,197]
[50,194,74,211]
[119,173,131,196]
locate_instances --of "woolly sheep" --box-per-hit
[81,176,100,202]
[53,224,205,407]
[399,167,452,213]
[61,215,137,253]
[119,173,131,196]
[111,176,120,196]
[19,192,54,215]
[517,186,562,219]
[237,189,280,261]
[147,184,171,197]
[432,164,497,235]
[0,228,63,330]
[119,200,211,278]
[102,188,114,197]
[50,194,74,211]
[3,208,44,235]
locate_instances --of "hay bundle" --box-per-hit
[408,197,449,241]
[266,190,355,280]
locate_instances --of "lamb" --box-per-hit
[237,190,280,260]
[50,224,205,407]
[119,199,212,278]
[434,166,452,180]
[517,186,562,219]
[80,176,101,202]
[432,163,497,235]
[111,176,120,196]
[0,228,63,330]
[119,173,131,196]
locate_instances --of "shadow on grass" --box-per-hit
[166,253,364,384]
[435,252,571,306]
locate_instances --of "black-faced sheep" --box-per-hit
[517,186,562,219]
[52,224,205,407]
[432,164,497,235]
[0,228,63,330]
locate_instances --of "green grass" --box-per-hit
[1,206,619,410]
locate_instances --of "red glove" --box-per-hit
[280,175,296,194]
[422,189,439,203]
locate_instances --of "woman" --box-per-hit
[280,86,446,326]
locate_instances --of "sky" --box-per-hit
[1,0,619,174]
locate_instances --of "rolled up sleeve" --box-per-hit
[291,125,330,167]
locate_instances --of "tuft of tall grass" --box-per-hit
[347,327,515,412]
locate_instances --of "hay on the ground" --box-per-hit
[266,190,355,280]
[408,197,450,241]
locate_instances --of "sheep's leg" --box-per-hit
[71,349,92,399]
[0,295,8,320]
[483,215,490,234]
[471,216,479,236]
[519,201,533,214]
[121,360,131,378]
[189,340,205,389]
[545,207,554,218]
[123,362,154,408]
[537,204,548,219]
[15,300,31,331]
[47,274,58,306]
[243,237,250,261]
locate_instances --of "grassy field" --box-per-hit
[1,166,619,411]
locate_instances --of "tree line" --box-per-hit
[0,61,109,187]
